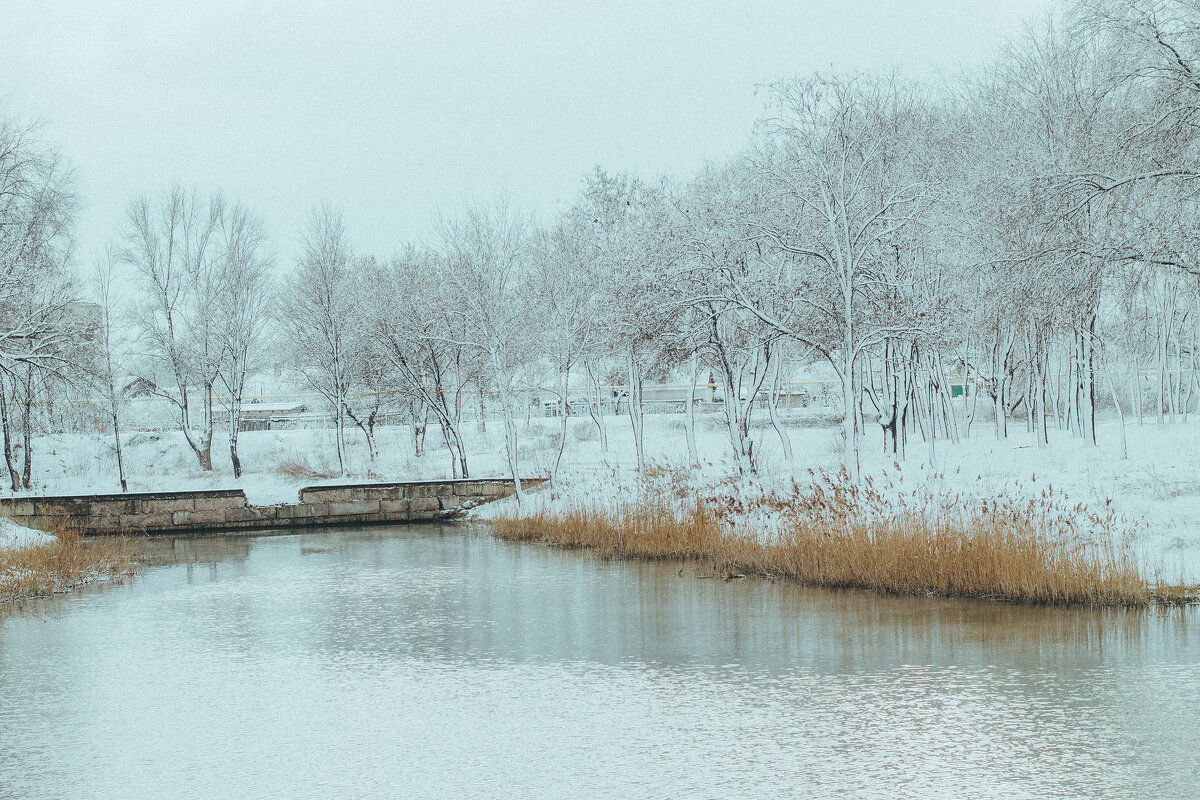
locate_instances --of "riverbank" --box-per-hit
[0,520,140,604]
[11,408,1200,581]
[489,467,1197,607]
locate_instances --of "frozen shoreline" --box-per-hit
[7,410,1200,581]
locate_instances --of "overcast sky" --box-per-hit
[2,0,1051,269]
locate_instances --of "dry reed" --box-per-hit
[0,520,141,604]
[276,457,336,481]
[492,467,1196,607]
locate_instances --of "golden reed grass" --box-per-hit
[0,519,140,604]
[492,467,1196,606]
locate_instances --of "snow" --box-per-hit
[7,408,1200,580]
[0,518,55,551]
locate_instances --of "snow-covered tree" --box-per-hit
[279,203,360,475]
[438,200,536,498]
[215,203,273,478]
[123,187,225,471]
[745,73,935,479]
[0,113,79,490]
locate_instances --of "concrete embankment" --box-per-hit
[0,478,540,536]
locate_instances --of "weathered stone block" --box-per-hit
[171,509,227,526]
[194,495,246,511]
[380,499,410,513]
[224,507,279,523]
[88,515,122,534]
[409,497,440,512]
[123,512,172,530]
[90,499,139,516]
[6,500,35,516]
[141,497,194,514]
[298,489,334,504]
[439,495,463,510]
[276,504,319,519]
[36,498,92,517]
[478,482,507,497]
[306,502,332,518]
[328,500,380,515]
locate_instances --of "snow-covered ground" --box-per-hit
[0,518,55,551]
[8,409,1200,580]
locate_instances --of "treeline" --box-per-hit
[3,0,1200,492]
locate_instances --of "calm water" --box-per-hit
[0,526,1197,799]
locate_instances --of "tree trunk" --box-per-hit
[0,376,21,492]
[478,382,487,432]
[550,367,569,490]
[21,365,33,490]
[334,386,347,475]
[962,332,975,439]
[229,397,242,479]
[497,377,523,503]
[627,352,645,473]
[1186,344,1197,422]
[199,383,214,470]
[413,407,426,458]
[105,350,128,493]
[927,377,937,469]
[685,357,700,467]
[1158,317,1168,424]
[440,420,460,479]
[767,355,793,462]
[111,398,128,492]
[1105,365,1127,461]
[586,361,608,452]
[842,350,860,481]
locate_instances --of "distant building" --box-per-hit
[121,376,158,399]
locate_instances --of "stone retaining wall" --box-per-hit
[0,478,541,536]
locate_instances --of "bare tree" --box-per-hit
[574,169,681,473]
[279,204,358,475]
[215,203,273,478]
[123,187,224,470]
[0,112,79,491]
[674,156,782,475]
[530,221,606,489]
[744,74,935,479]
[438,200,535,499]
[366,249,474,479]
[92,249,128,491]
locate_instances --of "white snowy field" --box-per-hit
[0,518,55,551]
[9,409,1200,580]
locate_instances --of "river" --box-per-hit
[0,525,1197,799]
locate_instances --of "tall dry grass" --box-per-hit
[0,521,141,604]
[492,467,1195,606]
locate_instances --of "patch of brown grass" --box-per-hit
[492,467,1197,607]
[494,499,727,561]
[276,456,336,481]
[0,520,141,604]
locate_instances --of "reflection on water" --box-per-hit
[1,525,1196,799]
